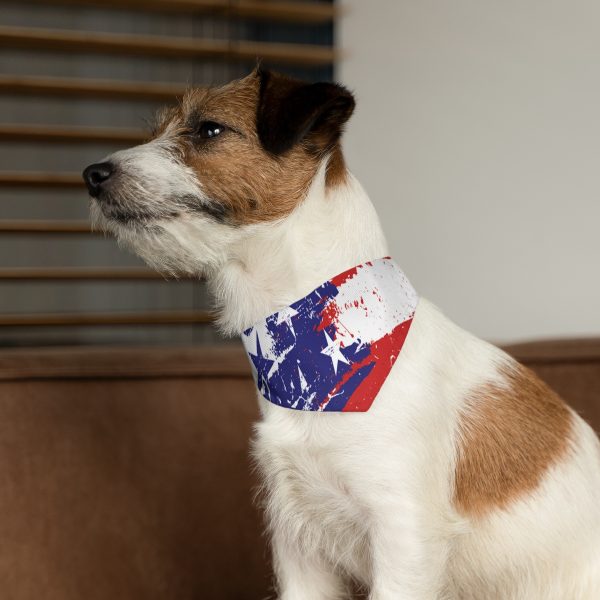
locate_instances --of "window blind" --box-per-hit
[0,0,336,347]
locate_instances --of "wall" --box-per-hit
[338,0,600,342]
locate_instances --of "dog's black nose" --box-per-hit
[83,162,114,197]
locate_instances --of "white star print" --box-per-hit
[297,365,309,393]
[241,328,256,355]
[275,306,299,335]
[252,321,277,360]
[320,330,349,374]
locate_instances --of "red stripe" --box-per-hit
[342,317,413,412]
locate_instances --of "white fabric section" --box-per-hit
[330,258,419,348]
[241,257,418,361]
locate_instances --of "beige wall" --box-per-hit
[338,0,600,342]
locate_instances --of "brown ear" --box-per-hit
[256,69,355,156]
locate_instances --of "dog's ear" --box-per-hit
[256,69,355,156]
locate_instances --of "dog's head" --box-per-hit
[83,69,355,275]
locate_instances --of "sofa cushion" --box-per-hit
[0,339,597,598]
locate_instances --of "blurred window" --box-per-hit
[0,0,335,347]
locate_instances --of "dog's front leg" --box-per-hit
[272,529,347,600]
[367,504,448,600]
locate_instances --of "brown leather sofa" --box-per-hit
[0,339,598,599]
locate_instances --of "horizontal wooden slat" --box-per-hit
[0,74,188,101]
[0,171,84,188]
[0,220,93,234]
[225,0,336,24]
[0,124,145,145]
[0,26,336,67]
[0,268,176,280]
[0,345,251,381]
[20,0,336,24]
[238,38,335,66]
[0,310,213,327]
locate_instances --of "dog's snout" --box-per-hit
[83,162,115,197]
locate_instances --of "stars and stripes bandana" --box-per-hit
[241,257,418,412]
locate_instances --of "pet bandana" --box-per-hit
[242,257,418,412]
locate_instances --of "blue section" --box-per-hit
[248,336,275,399]
[244,278,375,411]
[322,361,376,412]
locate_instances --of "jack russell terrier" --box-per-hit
[83,69,600,600]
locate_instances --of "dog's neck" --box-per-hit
[209,159,389,336]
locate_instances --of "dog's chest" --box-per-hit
[253,415,371,578]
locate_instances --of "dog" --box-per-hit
[83,69,600,599]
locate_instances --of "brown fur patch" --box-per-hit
[325,145,348,188]
[454,363,573,517]
[153,72,349,225]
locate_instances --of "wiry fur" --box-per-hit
[86,72,600,599]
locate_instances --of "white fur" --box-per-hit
[94,148,600,599]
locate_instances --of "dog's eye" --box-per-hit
[196,121,226,140]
